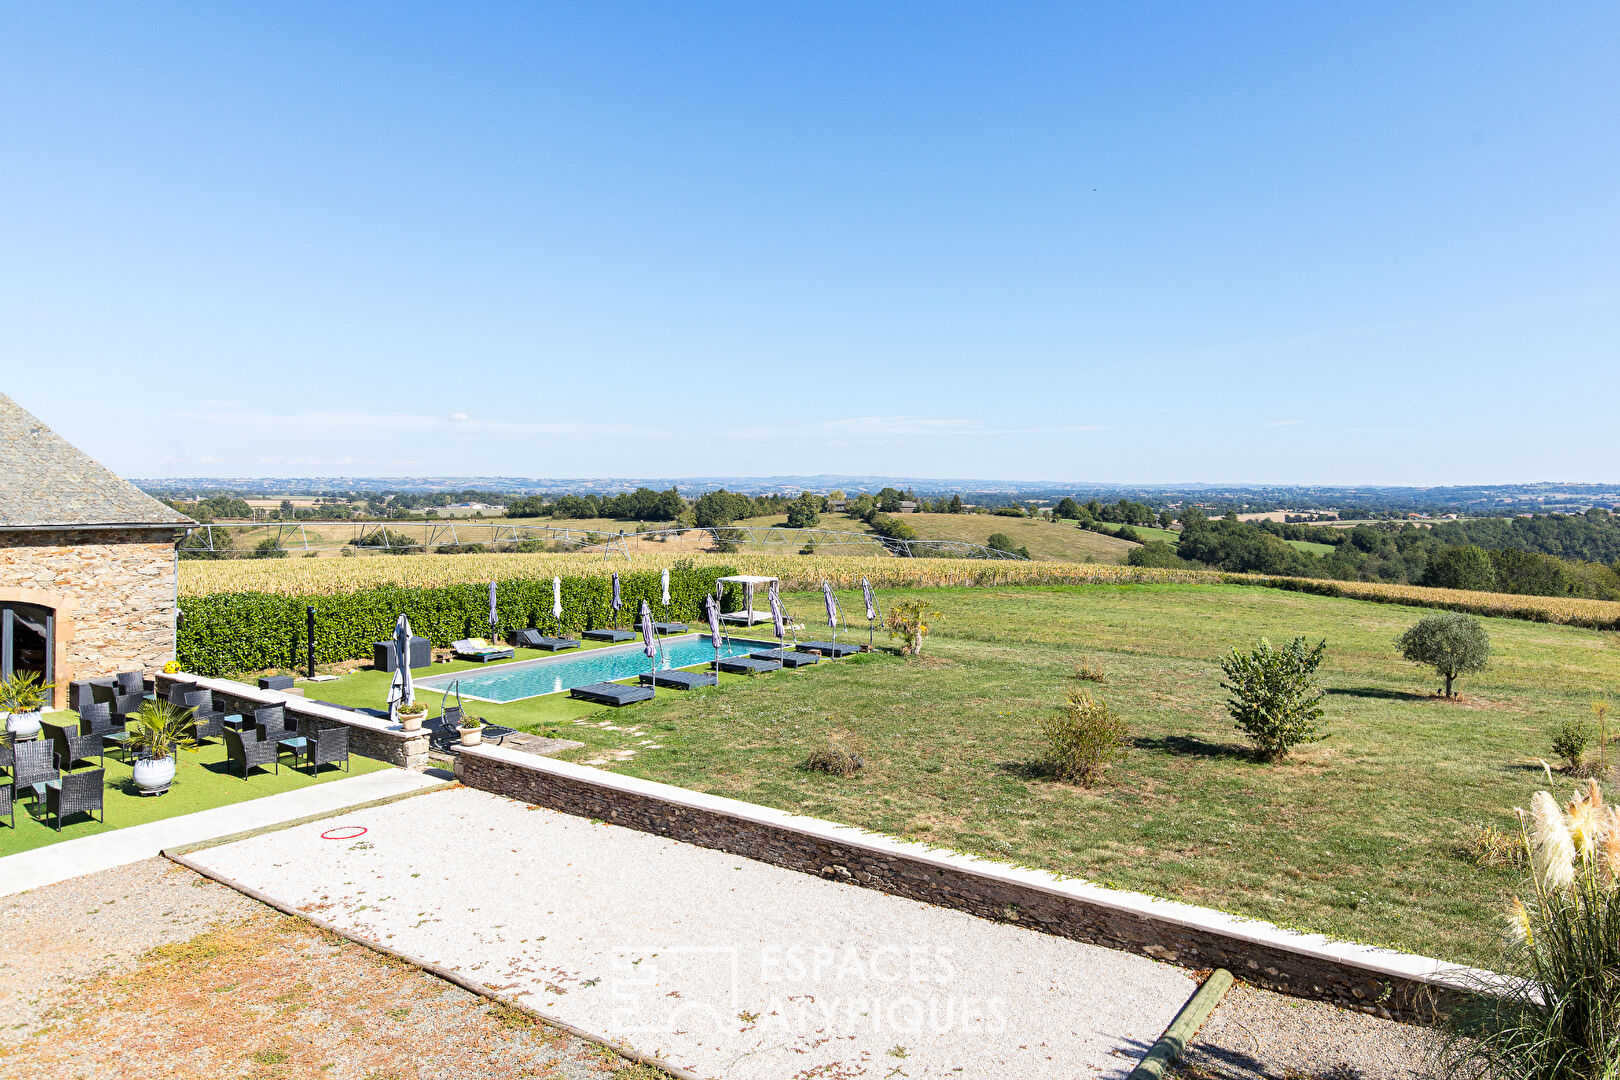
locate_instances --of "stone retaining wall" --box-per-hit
[457,745,1488,1024]
[155,672,430,770]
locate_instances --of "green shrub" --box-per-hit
[1218,636,1328,761]
[1397,611,1490,698]
[1552,718,1593,774]
[1040,688,1130,786]
[177,565,733,676]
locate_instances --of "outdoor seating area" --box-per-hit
[0,695,385,856]
[450,638,514,662]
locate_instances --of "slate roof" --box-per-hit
[0,394,194,530]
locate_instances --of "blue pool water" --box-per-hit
[414,634,781,702]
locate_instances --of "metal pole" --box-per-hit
[306,605,316,678]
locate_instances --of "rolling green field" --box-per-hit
[310,582,1619,964]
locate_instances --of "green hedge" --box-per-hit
[178,566,735,677]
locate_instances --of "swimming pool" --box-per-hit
[414,634,782,703]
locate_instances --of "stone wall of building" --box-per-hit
[0,528,179,709]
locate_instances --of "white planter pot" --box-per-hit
[3,710,42,740]
[399,711,425,732]
[133,756,177,794]
[458,727,482,747]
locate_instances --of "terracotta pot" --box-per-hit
[458,727,482,746]
[399,711,425,732]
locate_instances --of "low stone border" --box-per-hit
[456,745,1498,1024]
[156,672,430,770]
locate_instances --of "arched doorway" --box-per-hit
[1,602,53,686]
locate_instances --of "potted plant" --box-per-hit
[397,700,428,732]
[457,713,485,747]
[124,698,198,795]
[0,671,52,740]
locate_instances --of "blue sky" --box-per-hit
[3,3,1615,485]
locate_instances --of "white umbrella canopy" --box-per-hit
[552,576,563,631]
[661,568,671,608]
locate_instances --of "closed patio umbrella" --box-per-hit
[639,600,659,688]
[611,572,622,627]
[661,567,671,611]
[822,581,839,644]
[705,595,722,669]
[552,576,564,635]
[488,580,499,639]
[769,580,785,641]
[386,612,414,722]
[862,577,879,649]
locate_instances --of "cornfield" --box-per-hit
[178,551,1620,630]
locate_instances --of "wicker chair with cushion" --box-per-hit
[0,782,12,828]
[44,769,104,830]
[302,727,350,775]
[11,740,56,803]
[224,728,279,778]
[182,691,226,743]
[43,721,103,772]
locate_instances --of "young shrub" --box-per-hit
[1552,718,1597,777]
[1396,612,1490,699]
[1443,782,1620,1079]
[884,599,938,656]
[1072,659,1107,684]
[1039,688,1130,786]
[802,738,864,777]
[1466,822,1526,869]
[1218,636,1328,762]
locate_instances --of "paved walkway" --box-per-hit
[0,768,447,899]
[187,786,1194,1079]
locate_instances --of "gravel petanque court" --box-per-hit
[185,786,1195,1079]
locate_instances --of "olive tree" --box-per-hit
[1219,636,1328,761]
[1396,612,1489,699]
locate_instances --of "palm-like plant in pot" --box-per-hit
[123,699,198,794]
[0,671,53,739]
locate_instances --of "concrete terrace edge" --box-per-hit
[456,744,1498,1023]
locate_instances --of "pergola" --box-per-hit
[714,574,777,626]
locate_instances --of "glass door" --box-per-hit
[1,603,53,685]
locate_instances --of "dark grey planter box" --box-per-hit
[373,637,433,672]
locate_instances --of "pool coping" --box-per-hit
[413,632,790,703]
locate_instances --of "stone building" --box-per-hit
[0,394,193,709]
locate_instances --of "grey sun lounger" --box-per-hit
[511,628,580,651]
[570,682,655,706]
[795,641,860,658]
[582,629,636,643]
[716,656,781,675]
[638,670,718,690]
[750,648,818,668]
[650,622,688,634]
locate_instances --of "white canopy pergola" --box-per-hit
[714,574,777,626]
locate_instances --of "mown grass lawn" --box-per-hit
[304,582,1619,964]
[581,584,1617,964]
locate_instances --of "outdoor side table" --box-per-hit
[276,734,309,769]
[222,713,252,731]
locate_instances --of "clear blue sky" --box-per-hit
[3,3,1615,485]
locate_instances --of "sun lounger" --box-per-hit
[569,682,654,706]
[716,656,781,675]
[794,641,859,658]
[511,628,580,651]
[582,629,636,643]
[750,648,818,668]
[650,622,688,634]
[451,638,515,662]
[638,670,717,690]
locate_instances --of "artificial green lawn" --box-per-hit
[1,733,390,857]
[307,583,1620,965]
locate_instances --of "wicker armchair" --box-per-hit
[304,727,350,775]
[182,691,226,743]
[115,670,147,698]
[12,740,58,803]
[165,682,199,707]
[77,702,131,761]
[1,782,13,828]
[253,704,287,735]
[44,769,104,830]
[0,733,13,778]
[43,721,103,772]
[224,728,278,778]
[110,692,145,723]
